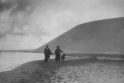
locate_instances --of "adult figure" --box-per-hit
[55,45,62,62]
[44,45,52,62]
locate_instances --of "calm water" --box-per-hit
[0,52,45,72]
[0,52,123,72]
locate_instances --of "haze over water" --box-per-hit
[0,52,44,72]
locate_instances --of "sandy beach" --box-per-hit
[0,55,124,83]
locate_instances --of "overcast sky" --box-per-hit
[0,0,124,50]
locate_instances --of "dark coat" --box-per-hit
[55,48,61,61]
[44,48,52,55]
[44,48,52,62]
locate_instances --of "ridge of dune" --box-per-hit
[35,17,124,54]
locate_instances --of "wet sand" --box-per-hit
[0,55,124,83]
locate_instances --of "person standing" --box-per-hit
[55,45,62,62]
[44,45,52,62]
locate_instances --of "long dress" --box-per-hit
[55,48,61,62]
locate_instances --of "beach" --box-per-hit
[0,53,124,83]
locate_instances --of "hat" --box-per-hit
[56,45,60,48]
[46,45,49,47]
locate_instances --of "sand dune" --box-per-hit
[35,17,124,54]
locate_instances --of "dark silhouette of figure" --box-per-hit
[44,45,52,62]
[61,51,66,62]
[55,45,62,62]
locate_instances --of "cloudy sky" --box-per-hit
[0,0,124,50]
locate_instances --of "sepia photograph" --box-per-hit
[0,0,124,83]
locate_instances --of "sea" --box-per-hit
[0,52,45,72]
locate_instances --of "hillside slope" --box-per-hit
[35,17,124,54]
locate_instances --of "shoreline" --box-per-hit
[0,54,124,73]
[0,55,124,83]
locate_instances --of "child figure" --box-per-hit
[61,51,66,62]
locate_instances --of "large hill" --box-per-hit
[35,17,124,54]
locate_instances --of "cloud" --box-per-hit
[1,0,124,49]
[0,0,34,38]
[0,0,32,12]
[30,0,124,38]
[1,0,124,38]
